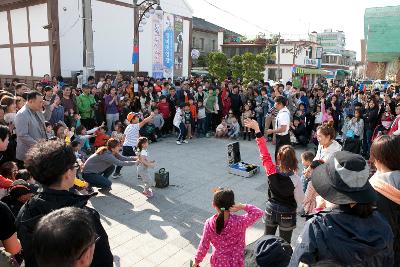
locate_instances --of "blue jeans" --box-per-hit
[197,118,206,136]
[106,113,119,135]
[205,112,213,133]
[82,165,115,189]
[114,146,136,174]
[256,114,265,133]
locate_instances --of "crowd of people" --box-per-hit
[0,73,398,267]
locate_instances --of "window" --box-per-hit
[200,38,204,50]
[192,37,196,48]
[212,40,216,50]
[282,48,285,54]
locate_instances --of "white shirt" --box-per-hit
[123,123,140,147]
[275,106,290,136]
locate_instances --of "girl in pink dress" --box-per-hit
[193,188,263,267]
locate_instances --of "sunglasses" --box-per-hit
[76,235,100,260]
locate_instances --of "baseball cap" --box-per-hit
[127,112,140,122]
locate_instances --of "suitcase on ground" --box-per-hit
[155,168,169,188]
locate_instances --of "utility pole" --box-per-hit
[277,32,281,81]
[82,0,95,84]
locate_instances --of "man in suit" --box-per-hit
[15,91,48,166]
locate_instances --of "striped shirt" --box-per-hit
[123,123,140,147]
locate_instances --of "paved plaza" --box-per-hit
[89,137,308,267]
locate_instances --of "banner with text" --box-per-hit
[163,13,174,79]
[174,16,183,78]
[152,13,163,79]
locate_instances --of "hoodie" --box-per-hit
[289,209,394,267]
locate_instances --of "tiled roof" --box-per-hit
[192,17,242,37]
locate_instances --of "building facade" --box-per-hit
[0,0,193,86]
[317,29,345,54]
[314,30,357,77]
[364,5,400,82]
[265,40,326,87]
[191,16,241,65]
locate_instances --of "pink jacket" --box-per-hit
[194,204,263,267]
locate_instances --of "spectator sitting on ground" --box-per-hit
[228,117,240,140]
[33,207,97,267]
[93,126,110,149]
[215,118,228,138]
[16,140,113,267]
[290,116,307,146]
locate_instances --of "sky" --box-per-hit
[185,0,400,60]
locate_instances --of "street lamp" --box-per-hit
[133,0,163,78]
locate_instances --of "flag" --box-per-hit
[131,44,139,64]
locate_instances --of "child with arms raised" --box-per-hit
[244,118,304,244]
[193,188,262,267]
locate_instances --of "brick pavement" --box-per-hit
[88,137,308,267]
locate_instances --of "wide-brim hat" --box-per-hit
[311,151,377,205]
[244,235,292,267]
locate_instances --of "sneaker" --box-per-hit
[176,141,182,145]
[183,140,188,144]
[112,173,122,179]
[148,189,154,198]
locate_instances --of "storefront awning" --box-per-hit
[292,67,328,75]
[335,69,352,76]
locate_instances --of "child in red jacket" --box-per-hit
[94,126,110,148]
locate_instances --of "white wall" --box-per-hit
[58,0,192,77]
[0,12,9,45]
[29,3,49,42]
[14,47,30,76]
[31,46,50,76]
[92,1,133,71]
[58,0,84,77]
[0,49,12,75]
[139,12,153,76]
[281,66,292,82]
[279,44,307,66]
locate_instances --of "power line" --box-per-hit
[200,0,272,34]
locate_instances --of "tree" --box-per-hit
[196,54,208,68]
[207,51,229,81]
[230,55,243,80]
[241,52,266,82]
[264,35,278,64]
